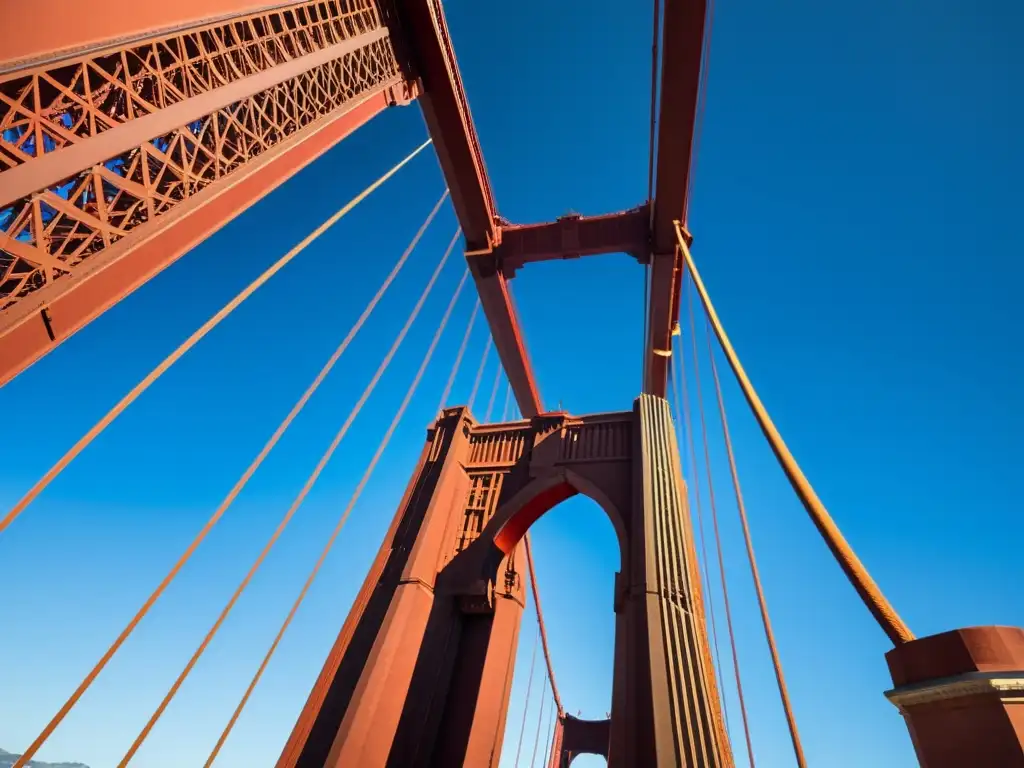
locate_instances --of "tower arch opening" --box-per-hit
[498,493,620,767]
[489,467,627,572]
[571,755,608,767]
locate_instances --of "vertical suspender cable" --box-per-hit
[686,274,756,766]
[703,309,807,767]
[513,628,540,768]
[468,336,493,413]
[484,365,503,422]
[529,685,549,768]
[673,221,913,645]
[544,711,560,768]
[541,700,556,768]
[671,335,731,740]
[10,155,440,768]
[116,231,463,766]
[524,534,563,716]
[0,139,433,538]
[204,262,470,765]
[437,300,480,411]
[501,381,513,421]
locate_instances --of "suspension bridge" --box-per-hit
[1,1,1021,766]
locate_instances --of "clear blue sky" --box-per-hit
[1,1,1021,767]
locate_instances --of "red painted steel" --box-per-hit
[645,0,708,397]
[0,0,705,415]
[388,0,495,248]
[396,0,708,407]
[0,28,392,208]
[4,3,1017,767]
[548,714,610,767]
[388,0,545,418]
[651,0,707,251]
[492,206,650,278]
[0,87,403,386]
[0,0,291,69]
[0,1,413,384]
[470,269,543,418]
[885,626,1024,767]
[282,399,732,766]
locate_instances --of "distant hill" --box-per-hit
[0,748,89,768]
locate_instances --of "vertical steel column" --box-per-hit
[611,394,732,766]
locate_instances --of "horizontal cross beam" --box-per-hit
[403,0,707,406]
[489,205,650,278]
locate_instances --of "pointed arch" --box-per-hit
[488,467,628,572]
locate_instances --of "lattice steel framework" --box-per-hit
[0,0,402,313]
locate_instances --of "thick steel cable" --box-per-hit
[671,334,731,740]
[116,231,463,766]
[513,628,540,768]
[467,335,492,413]
[204,264,469,766]
[703,309,807,768]
[0,139,433,539]
[529,685,549,768]
[674,221,914,645]
[9,150,437,768]
[437,300,480,411]
[524,534,563,716]
[686,276,756,766]
[484,364,503,422]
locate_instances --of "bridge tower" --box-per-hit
[278,398,732,767]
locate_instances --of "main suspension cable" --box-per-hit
[673,221,914,645]
[513,627,540,768]
[437,300,480,411]
[524,534,563,717]
[671,333,730,740]
[11,178,443,768]
[204,264,470,766]
[117,230,463,766]
[467,335,492,414]
[702,307,806,767]
[0,139,433,539]
[686,272,756,766]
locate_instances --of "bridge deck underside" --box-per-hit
[0,0,414,385]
